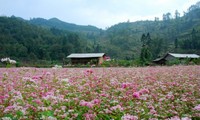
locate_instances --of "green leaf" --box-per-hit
[42,110,54,116]
[16,110,23,117]
[129,101,134,106]
[4,114,13,118]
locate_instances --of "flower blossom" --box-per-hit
[80,100,94,108]
[133,92,140,99]
[168,116,191,120]
[139,88,149,94]
[92,99,101,104]
[194,104,200,111]
[1,57,16,64]
[84,69,93,76]
[4,106,15,113]
[110,105,123,111]
[84,113,96,120]
[1,117,12,120]
[121,114,138,120]
[33,99,43,105]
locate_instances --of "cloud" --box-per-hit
[0,0,199,28]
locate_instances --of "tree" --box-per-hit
[146,33,151,46]
[191,28,198,49]
[174,38,178,49]
[28,52,38,61]
[163,14,167,21]
[166,12,172,20]
[175,10,180,19]
[94,44,101,53]
[140,33,152,65]
[140,46,152,65]
[155,17,159,22]
[141,33,146,46]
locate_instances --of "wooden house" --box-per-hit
[67,53,106,65]
[153,53,200,65]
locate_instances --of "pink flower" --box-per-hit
[121,114,138,120]
[133,92,140,99]
[84,69,94,76]
[182,117,191,120]
[0,95,5,103]
[121,82,131,89]
[139,88,149,94]
[32,75,42,80]
[110,105,123,111]
[194,104,200,111]
[33,99,43,105]
[84,113,96,120]
[44,71,51,75]
[80,100,94,108]
[168,116,191,120]
[149,109,157,115]
[4,106,14,113]
[30,92,37,98]
[169,116,180,120]
[100,93,108,97]
[61,106,66,111]
[148,105,154,110]
[92,99,101,105]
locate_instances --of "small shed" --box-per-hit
[165,53,199,60]
[153,53,200,65]
[67,53,106,65]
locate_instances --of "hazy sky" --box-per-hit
[0,0,199,29]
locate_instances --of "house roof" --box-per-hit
[168,53,200,58]
[153,57,165,62]
[67,53,105,58]
[153,53,200,63]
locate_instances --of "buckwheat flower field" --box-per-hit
[0,66,200,120]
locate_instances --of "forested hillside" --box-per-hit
[98,1,200,60]
[0,16,95,64]
[0,2,200,65]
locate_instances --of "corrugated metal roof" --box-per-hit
[168,53,200,58]
[67,53,105,58]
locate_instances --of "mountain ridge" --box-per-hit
[0,1,200,64]
[29,17,101,33]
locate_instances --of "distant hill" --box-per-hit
[29,17,101,33]
[97,1,200,59]
[0,1,200,65]
[0,16,92,64]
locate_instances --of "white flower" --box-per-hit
[47,116,57,120]
[1,57,16,64]
[1,117,12,120]
[1,57,10,62]
[61,78,69,82]
[52,65,62,69]
[9,59,16,64]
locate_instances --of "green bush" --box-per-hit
[193,58,200,65]
[101,60,136,67]
[166,58,199,66]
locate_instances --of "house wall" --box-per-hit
[165,55,175,61]
[98,57,104,64]
[153,59,166,65]
[71,57,100,65]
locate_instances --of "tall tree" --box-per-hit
[140,33,152,65]
[175,10,180,19]
[191,28,197,49]
[166,12,172,20]
[174,38,178,49]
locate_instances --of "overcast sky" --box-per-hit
[0,0,199,29]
